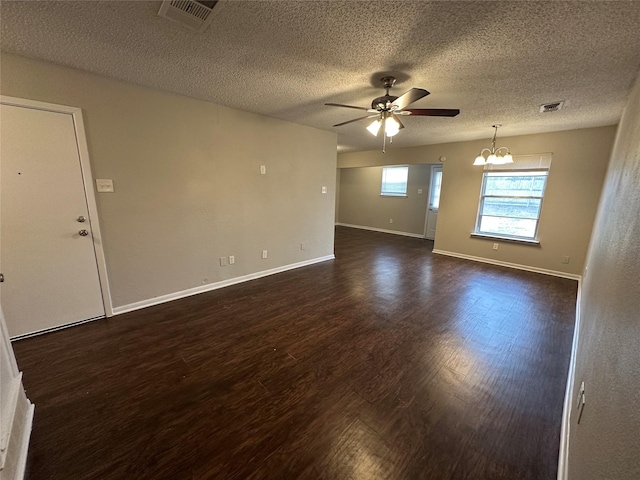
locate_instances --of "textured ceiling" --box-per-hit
[2,0,640,152]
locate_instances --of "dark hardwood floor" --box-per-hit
[12,226,577,480]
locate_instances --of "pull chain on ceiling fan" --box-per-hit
[325,76,460,152]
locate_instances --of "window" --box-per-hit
[381,166,408,197]
[429,166,443,210]
[475,169,549,241]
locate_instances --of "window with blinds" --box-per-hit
[474,154,552,242]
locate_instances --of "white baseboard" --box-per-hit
[557,279,582,480]
[336,223,425,239]
[432,249,582,281]
[113,255,335,315]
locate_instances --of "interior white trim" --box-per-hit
[336,223,425,239]
[432,249,582,281]
[13,401,34,480]
[557,278,582,480]
[0,374,22,462]
[0,95,114,318]
[0,306,34,480]
[113,254,335,315]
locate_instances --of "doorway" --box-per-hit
[0,97,112,338]
[424,164,442,240]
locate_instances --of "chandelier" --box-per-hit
[473,124,513,166]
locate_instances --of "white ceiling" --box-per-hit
[2,0,640,152]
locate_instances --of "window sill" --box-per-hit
[380,194,407,198]
[470,232,540,246]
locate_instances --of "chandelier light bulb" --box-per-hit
[487,153,498,164]
[473,155,486,166]
[503,153,514,164]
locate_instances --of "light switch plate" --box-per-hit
[321,186,327,194]
[96,179,114,192]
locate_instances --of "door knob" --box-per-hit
[77,216,86,223]
[79,229,89,236]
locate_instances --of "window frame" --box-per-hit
[380,165,409,197]
[473,167,549,243]
[429,165,443,211]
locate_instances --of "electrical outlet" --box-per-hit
[260,165,266,175]
[389,218,393,224]
[493,243,499,250]
[562,255,570,264]
[417,188,423,194]
[229,255,235,265]
[219,256,227,267]
[262,250,268,259]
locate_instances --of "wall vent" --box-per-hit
[539,101,565,113]
[158,0,217,33]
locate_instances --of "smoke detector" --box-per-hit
[539,101,565,113]
[158,0,217,33]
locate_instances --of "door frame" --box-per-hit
[423,163,443,239]
[1,95,113,319]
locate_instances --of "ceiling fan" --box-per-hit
[326,76,460,151]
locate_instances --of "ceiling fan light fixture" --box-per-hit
[366,119,382,136]
[326,76,459,152]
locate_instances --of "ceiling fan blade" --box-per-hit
[390,88,430,110]
[325,103,369,111]
[401,108,460,117]
[333,115,378,127]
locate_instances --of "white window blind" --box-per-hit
[475,154,552,241]
[381,166,409,197]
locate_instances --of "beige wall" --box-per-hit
[567,74,640,479]
[1,54,337,308]
[337,164,431,236]
[338,126,615,276]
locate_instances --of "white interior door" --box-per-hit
[0,103,105,337]
[424,165,442,240]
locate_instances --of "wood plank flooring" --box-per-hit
[12,226,577,480]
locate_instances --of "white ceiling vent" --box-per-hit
[539,101,565,113]
[158,0,217,33]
